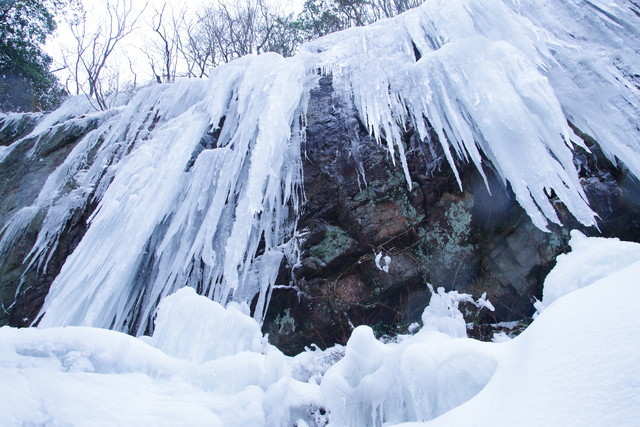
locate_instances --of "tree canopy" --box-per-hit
[0,0,66,112]
[0,0,425,112]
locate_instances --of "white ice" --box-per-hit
[28,55,309,331]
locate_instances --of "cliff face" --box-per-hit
[0,111,102,326]
[1,77,637,354]
[1,0,639,355]
[262,76,640,353]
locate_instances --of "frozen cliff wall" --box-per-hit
[263,74,640,353]
[0,0,638,349]
[1,55,309,332]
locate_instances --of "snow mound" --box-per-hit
[417,235,640,427]
[0,289,320,426]
[321,324,497,425]
[537,230,640,310]
[2,234,639,425]
[149,287,268,363]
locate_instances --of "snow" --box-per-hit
[0,288,318,426]
[320,324,497,425]
[1,234,639,425]
[536,230,640,311]
[415,234,640,427]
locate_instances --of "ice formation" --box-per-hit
[375,252,391,273]
[1,234,639,425]
[28,55,308,331]
[320,286,497,425]
[0,0,638,332]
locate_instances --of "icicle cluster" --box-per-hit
[0,0,638,330]
[301,0,640,230]
[0,54,309,331]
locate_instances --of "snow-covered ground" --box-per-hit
[1,232,638,426]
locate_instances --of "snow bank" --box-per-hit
[537,230,640,310]
[0,288,321,426]
[415,235,640,427]
[2,234,639,425]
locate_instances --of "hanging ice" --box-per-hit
[0,0,637,331]
[301,0,639,229]
[31,54,310,331]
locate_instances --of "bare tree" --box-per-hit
[62,0,145,110]
[178,0,289,76]
[179,16,213,77]
[370,0,424,18]
[55,0,424,103]
[147,2,185,83]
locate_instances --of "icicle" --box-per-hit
[301,0,639,229]
[35,55,308,331]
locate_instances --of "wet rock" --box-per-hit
[263,76,640,355]
[0,114,101,326]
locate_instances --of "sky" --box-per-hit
[45,0,305,96]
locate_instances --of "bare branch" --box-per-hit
[62,0,146,110]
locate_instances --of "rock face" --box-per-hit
[1,80,638,355]
[0,113,100,326]
[261,77,640,354]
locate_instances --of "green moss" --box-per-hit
[400,193,423,223]
[274,309,296,335]
[353,180,383,203]
[353,172,405,204]
[352,171,424,232]
[542,228,569,259]
[419,197,475,270]
[309,225,357,265]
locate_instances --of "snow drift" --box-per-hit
[1,233,639,425]
[0,0,638,334]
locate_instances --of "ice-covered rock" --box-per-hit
[0,0,637,342]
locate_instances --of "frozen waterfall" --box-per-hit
[0,0,637,331]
